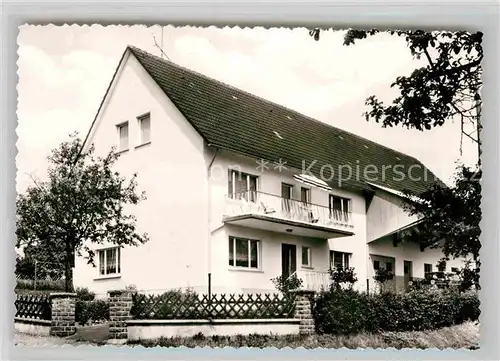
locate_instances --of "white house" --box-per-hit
[73,46,468,296]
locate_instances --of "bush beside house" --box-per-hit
[74,288,110,326]
[313,287,479,335]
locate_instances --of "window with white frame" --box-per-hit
[98,247,121,276]
[228,170,258,202]
[228,237,259,269]
[301,246,311,267]
[330,251,351,269]
[117,122,129,151]
[300,187,310,203]
[329,195,350,221]
[138,113,151,145]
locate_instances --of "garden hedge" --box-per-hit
[313,288,479,335]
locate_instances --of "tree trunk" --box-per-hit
[64,241,74,292]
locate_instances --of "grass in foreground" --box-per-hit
[129,321,479,349]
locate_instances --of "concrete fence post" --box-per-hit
[293,290,316,335]
[108,289,133,344]
[49,292,76,337]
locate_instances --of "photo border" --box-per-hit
[1,0,499,359]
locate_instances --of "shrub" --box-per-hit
[313,287,480,335]
[75,287,95,301]
[75,299,109,326]
[329,266,358,290]
[270,274,303,294]
[15,278,66,291]
[313,288,377,335]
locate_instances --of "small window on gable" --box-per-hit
[117,122,129,151]
[138,113,151,145]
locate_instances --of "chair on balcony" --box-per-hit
[308,211,319,223]
[260,202,276,215]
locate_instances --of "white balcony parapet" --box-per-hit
[289,269,332,292]
[224,191,354,229]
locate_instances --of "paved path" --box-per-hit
[14,324,109,346]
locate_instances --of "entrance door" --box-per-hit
[281,244,297,278]
[404,260,413,289]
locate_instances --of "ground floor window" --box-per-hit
[98,247,121,276]
[424,263,433,277]
[330,251,351,269]
[229,237,260,269]
[301,246,311,267]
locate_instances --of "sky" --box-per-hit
[16,25,477,192]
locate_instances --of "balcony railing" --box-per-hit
[289,269,332,292]
[224,190,353,229]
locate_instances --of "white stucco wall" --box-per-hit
[207,151,363,293]
[209,224,331,294]
[127,319,300,340]
[366,189,419,242]
[73,51,210,295]
[367,236,469,291]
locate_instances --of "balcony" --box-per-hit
[291,269,332,292]
[223,191,355,239]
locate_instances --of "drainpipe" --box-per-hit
[206,145,219,299]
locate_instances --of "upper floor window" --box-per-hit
[329,195,350,222]
[300,187,310,204]
[282,183,293,212]
[138,113,151,145]
[228,170,258,202]
[117,122,129,151]
[98,247,121,276]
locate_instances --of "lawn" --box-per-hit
[14,322,479,349]
[129,321,479,349]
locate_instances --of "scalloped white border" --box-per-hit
[2,1,499,359]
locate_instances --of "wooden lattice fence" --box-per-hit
[15,294,52,320]
[131,292,296,320]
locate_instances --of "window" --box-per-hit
[329,195,350,221]
[331,251,351,269]
[138,113,151,145]
[117,122,129,151]
[386,262,393,272]
[281,183,293,212]
[229,237,259,269]
[228,170,258,202]
[424,263,433,277]
[300,187,310,203]
[281,183,293,199]
[98,247,121,276]
[373,260,380,270]
[301,246,311,267]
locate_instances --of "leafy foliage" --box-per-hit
[75,287,96,301]
[15,278,66,292]
[329,266,358,290]
[313,287,479,335]
[401,165,481,288]
[16,134,149,291]
[310,29,483,158]
[313,288,376,335]
[15,243,64,281]
[270,274,303,294]
[373,267,395,284]
[75,299,110,326]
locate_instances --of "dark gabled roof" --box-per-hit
[124,46,443,194]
